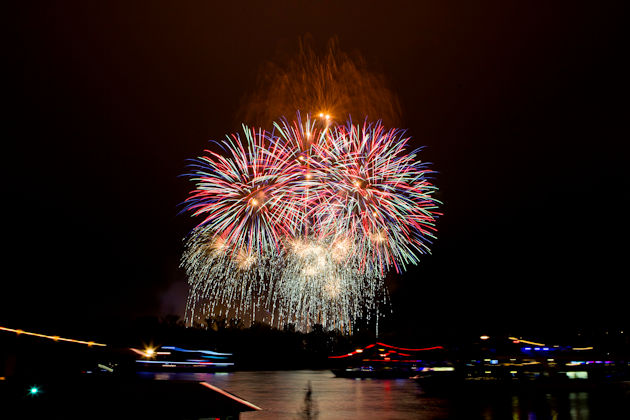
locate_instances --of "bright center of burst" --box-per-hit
[371,229,387,243]
[324,278,341,298]
[237,251,255,269]
[292,242,328,276]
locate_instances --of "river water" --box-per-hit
[138,370,629,419]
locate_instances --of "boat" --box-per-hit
[412,336,630,393]
[329,342,447,379]
[332,366,419,379]
[131,345,235,372]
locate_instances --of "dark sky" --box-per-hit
[4,1,628,336]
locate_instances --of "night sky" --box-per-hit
[5,1,628,336]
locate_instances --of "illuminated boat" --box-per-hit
[413,336,630,392]
[329,342,447,379]
[132,345,235,372]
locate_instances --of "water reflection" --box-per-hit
[299,380,318,420]
[137,370,628,419]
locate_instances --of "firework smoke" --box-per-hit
[239,36,402,129]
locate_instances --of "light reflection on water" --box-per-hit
[138,370,629,419]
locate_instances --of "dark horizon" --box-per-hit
[4,1,628,339]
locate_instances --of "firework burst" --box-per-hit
[271,236,384,332]
[182,227,268,324]
[182,125,300,254]
[181,114,439,332]
[313,120,440,276]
